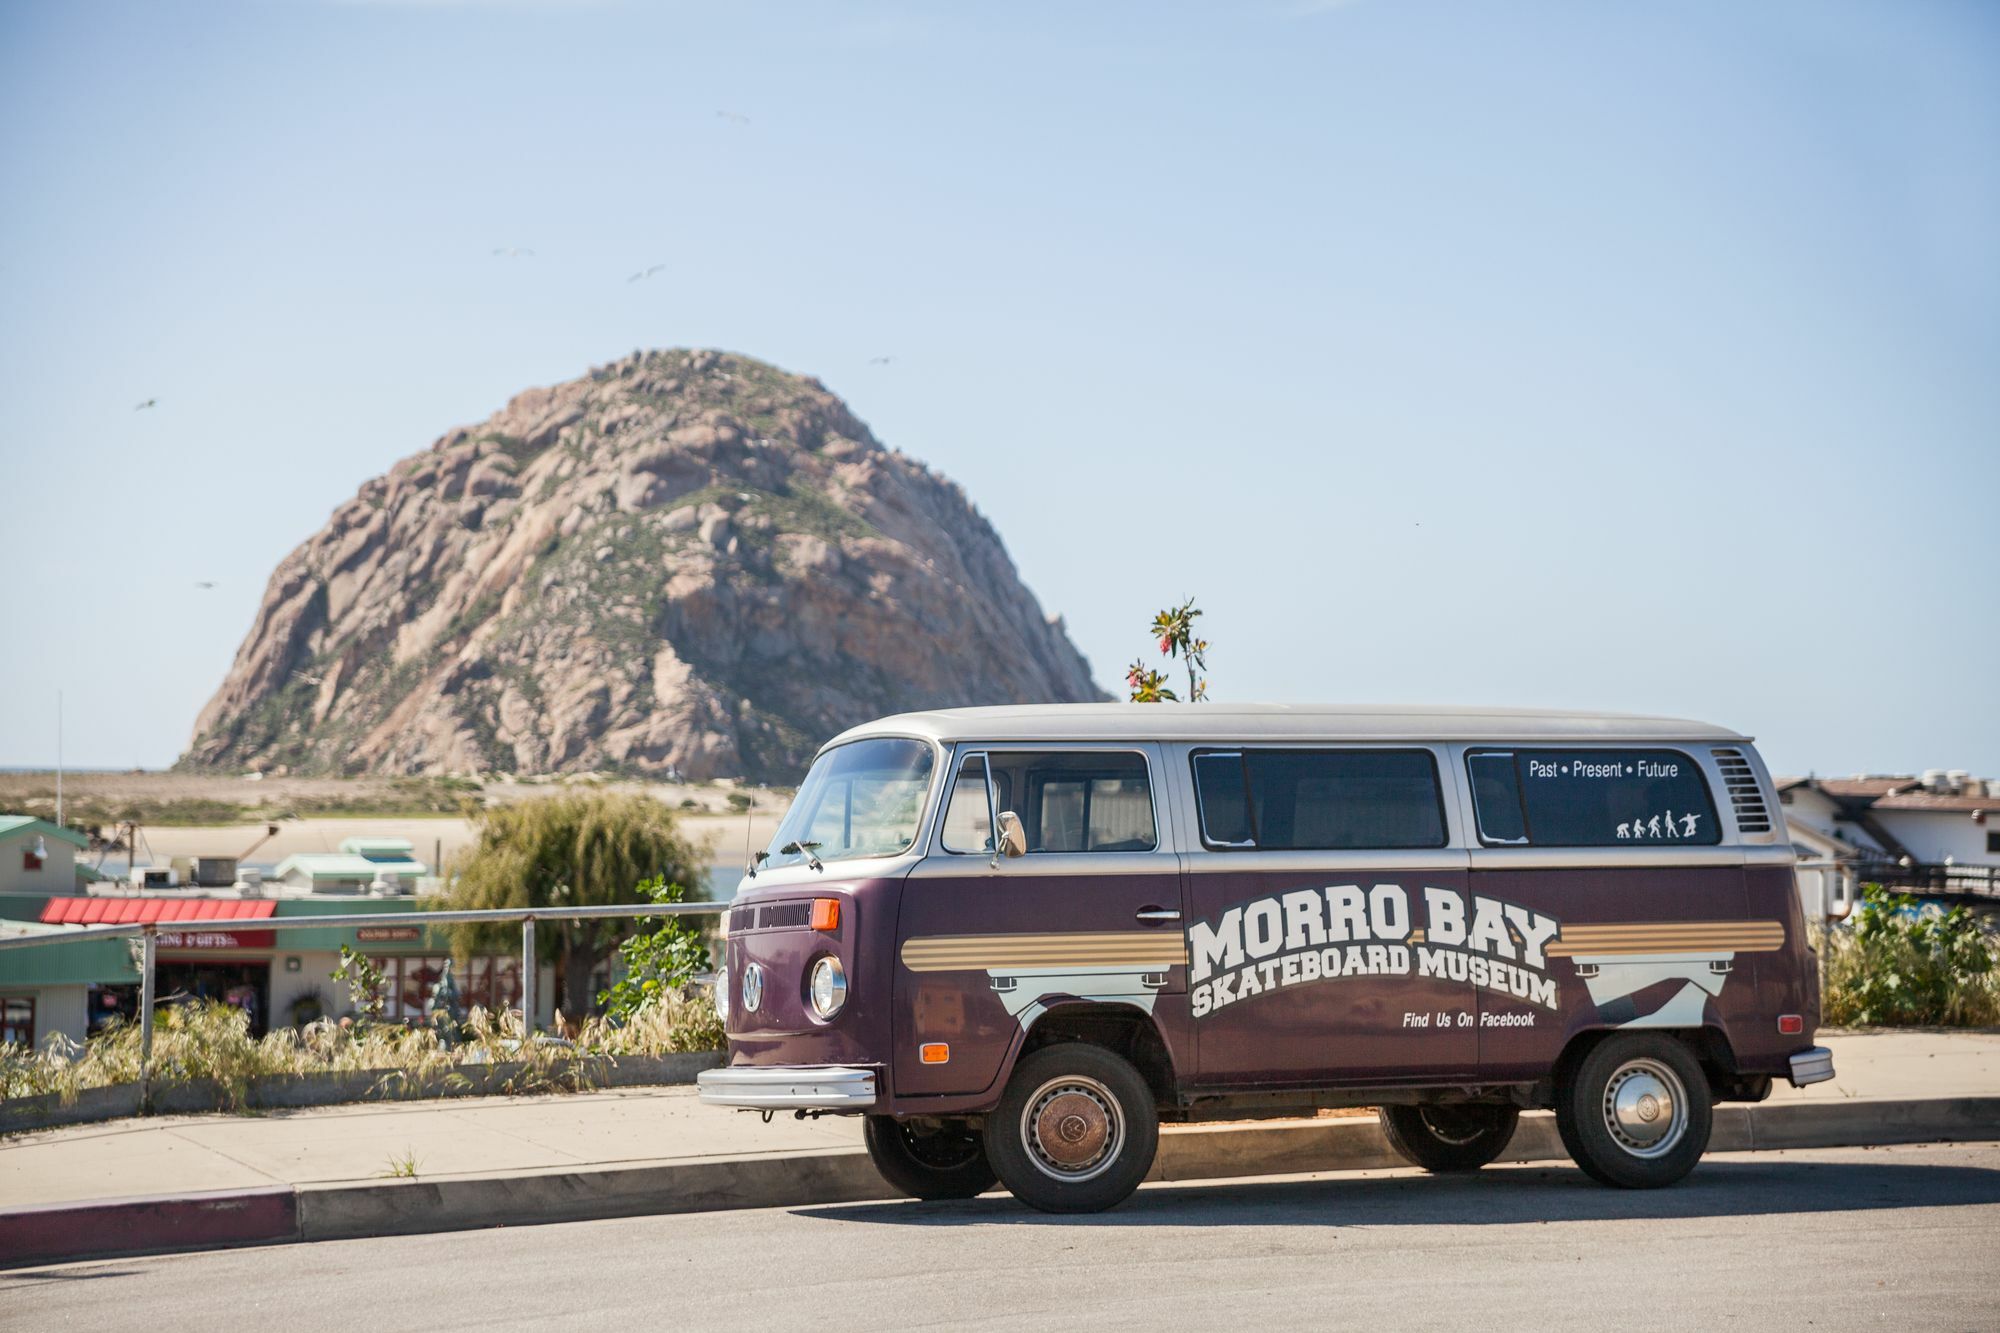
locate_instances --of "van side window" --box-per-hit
[941,751,1157,854]
[1466,749,1721,847]
[1191,749,1446,851]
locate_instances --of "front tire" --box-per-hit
[863,1116,997,1200]
[1555,1033,1713,1188]
[983,1044,1159,1214]
[1378,1103,1519,1173]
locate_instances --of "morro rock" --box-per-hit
[183,349,1106,781]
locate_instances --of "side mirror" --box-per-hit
[996,810,1027,860]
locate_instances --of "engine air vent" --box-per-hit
[759,901,813,930]
[1712,748,1773,834]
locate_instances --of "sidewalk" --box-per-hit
[4,1030,1995,1213]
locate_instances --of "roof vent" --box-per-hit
[1713,748,1773,834]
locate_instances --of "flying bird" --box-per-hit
[491,247,535,258]
[867,356,894,366]
[194,581,216,590]
[292,670,324,687]
[626,264,666,283]
[716,110,751,126]
[134,399,156,410]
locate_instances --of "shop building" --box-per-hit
[0,893,548,1048]
[0,917,140,1048]
[271,837,429,892]
[0,816,88,895]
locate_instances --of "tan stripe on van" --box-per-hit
[901,932,1190,973]
[1545,921,1786,957]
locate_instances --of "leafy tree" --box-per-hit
[1127,598,1210,702]
[442,792,708,1018]
[597,875,713,1020]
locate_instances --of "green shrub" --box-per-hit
[597,875,713,1020]
[1822,886,2000,1027]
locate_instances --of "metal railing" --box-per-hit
[1853,860,2000,901]
[0,902,724,1107]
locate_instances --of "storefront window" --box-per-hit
[370,956,521,1023]
[2,996,35,1047]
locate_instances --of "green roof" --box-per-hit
[0,816,89,851]
[0,920,142,986]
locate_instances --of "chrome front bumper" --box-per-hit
[696,1064,879,1110]
[1787,1046,1836,1087]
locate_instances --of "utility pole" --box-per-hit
[56,690,64,828]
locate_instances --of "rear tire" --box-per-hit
[1378,1103,1519,1173]
[863,1116,997,1200]
[1555,1033,1713,1189]
[983,1044,1159,1214]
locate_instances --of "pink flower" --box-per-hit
[1158,636,1173,653]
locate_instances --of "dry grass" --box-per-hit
[0,991,723,1107]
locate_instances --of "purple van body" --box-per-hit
[703,706,1828,1124]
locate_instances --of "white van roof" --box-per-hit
[827,703,1748,749]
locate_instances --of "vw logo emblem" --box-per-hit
[741,962,764,1013]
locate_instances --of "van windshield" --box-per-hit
[765,738,936,869]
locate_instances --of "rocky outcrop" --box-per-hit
[183,349,1106,781]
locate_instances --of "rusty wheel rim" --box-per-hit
[1021,1074,1123,1183]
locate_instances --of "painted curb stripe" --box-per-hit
[0,1187,298,1268]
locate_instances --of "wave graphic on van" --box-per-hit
[986,966,1170,1030]
[1547,921,1787,1028]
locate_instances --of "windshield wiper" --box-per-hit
[779,840,825,872]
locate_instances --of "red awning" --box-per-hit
[39,897,280,926]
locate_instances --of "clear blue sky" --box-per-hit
[2,0,1994,778]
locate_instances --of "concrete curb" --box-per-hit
[4,1095,1996,1268]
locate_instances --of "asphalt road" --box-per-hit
[6,1142,1998,1332]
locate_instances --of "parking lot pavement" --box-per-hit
[6,1140,1997,1331]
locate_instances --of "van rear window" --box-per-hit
[1192,749,1447,851]
[1467,749,1721,847]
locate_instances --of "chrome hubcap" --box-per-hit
[1602,1058,1687,1159]
[1418,1106,1492,1146]
[1022,1075,1123,1182]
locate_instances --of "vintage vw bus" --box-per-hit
[696,704,1832,1212]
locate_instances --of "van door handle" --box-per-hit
[1135,907,1182,923]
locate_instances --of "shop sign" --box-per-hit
[156,930,276,950]
[356,927,423,943]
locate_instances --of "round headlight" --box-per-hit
[809,955,847,1019]
[713,972,731,1026]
